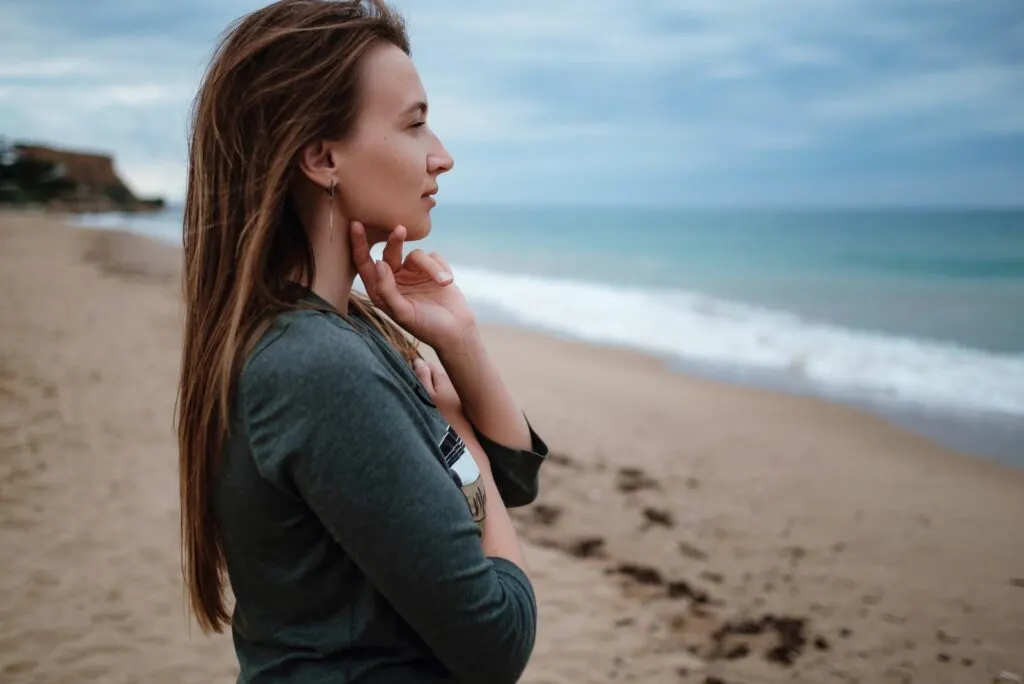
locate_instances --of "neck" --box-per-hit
[306,200,357,314]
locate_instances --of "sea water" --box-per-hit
[75,205,1024,465]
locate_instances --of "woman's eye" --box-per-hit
[411,121,426,128]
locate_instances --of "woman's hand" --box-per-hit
[351,221,531,454]
[350,221,477,354]
[412,357,462,418]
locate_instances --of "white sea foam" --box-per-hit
[449,263,1024,417]
[72,212,1024,417]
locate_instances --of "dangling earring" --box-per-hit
[328,179,336,242]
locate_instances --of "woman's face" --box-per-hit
[332,43,454,242]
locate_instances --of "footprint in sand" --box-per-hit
[565,536,606,559]
[708,614,827,667]
[699,570,724,584]
[666,579,712,605]
[532,535,607,560]
[641,506,674,529]
[527,504,563,527]
[724,643,751,660]
[609,562,664,586]
[546,451,579,469]
[2,661,37,676]
[608,562,722,614]
[678,541,708,561]
[615,466,660,493]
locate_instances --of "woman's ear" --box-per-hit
[296,140,341,192]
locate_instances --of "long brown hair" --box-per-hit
[177,0,419,634]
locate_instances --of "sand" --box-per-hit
[1,212,1022,684]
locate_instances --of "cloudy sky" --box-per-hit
[1,0,1021,206]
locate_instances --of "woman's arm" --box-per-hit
[348,223,547,504]
[436,326,533,451]
[429,332,549,508]
[414,358,530,576]
[348,225,532,452]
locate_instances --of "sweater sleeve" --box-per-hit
[471,415,549,508]
[242,319,537,684]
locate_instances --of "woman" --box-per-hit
[176,1,547,682]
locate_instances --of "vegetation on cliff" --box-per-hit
[0,138,165,212]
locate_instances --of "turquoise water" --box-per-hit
[76,206,1024,421]
[423,206,1024,354]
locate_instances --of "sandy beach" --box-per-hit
[1,212,1022,684]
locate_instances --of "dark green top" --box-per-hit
[214,290,547,683]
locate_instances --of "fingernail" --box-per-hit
[436,271,452,284]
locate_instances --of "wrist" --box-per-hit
[435,326,489,412]
[436,322,484,364]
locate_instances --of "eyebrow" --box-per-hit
[403,101,427,117]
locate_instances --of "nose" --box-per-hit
[427,136,454,175]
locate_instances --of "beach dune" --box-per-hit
[1,213,1022,683]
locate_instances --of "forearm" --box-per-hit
[441,403,530,577]
[436,326,532,451]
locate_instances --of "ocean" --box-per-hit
[74,205,1024,467]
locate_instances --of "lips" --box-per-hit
[422,186,438,198]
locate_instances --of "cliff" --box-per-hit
[0,140,165,213]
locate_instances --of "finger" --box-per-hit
[429,252,454,275]
[382,226,406,273]
[412,358,434,395]
[374,259,415,321]
[427,359,451,388]
[427,360,460,407]
[349,221,378,293]
[405,249,453,285]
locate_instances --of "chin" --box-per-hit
[403,216,432,241]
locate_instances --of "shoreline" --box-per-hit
[472,306,1024,471]
[67,210,1024,470]
[673,356,1024,470]
[65,211,1024,470]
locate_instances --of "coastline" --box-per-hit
[666,355,1024,471]
[2,211,1023,683]
[70,208,1024,470]
[472,307,1024,472]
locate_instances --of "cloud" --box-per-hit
[398,0,1023,203]
[1,0,1021,204]
[810,65,1023,121]
[0,59,101,78]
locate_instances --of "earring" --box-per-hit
[328,179,336,242]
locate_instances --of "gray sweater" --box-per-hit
[213,290,547,683]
